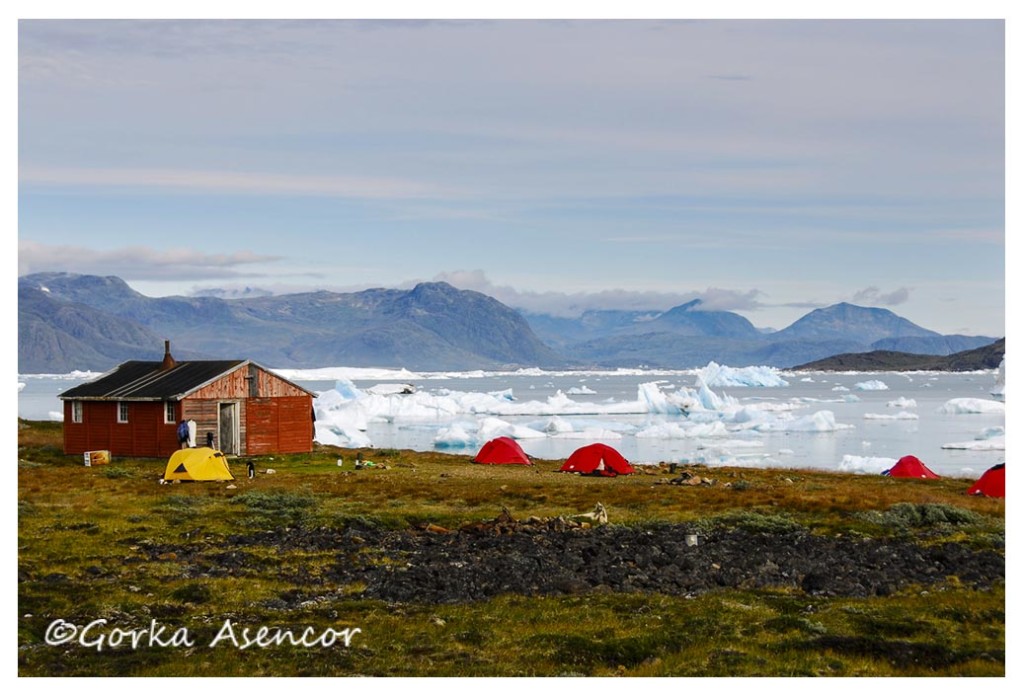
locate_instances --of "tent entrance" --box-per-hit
[219,402,239,454]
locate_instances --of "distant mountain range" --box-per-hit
[17,272,1001,373]
[18,273,560,373]
[523,300,996,370]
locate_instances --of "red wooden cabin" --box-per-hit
[59,342,315,458]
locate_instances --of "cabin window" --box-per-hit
[117,402,130,423]
[71,401,83,423]
[164,401,176,424]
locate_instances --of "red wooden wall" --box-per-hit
[245,396,314,455]
[63,401,179,457]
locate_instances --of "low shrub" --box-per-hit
[232,490,318,528]
[858,503,982,530]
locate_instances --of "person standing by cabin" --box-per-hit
[177,420,190,449]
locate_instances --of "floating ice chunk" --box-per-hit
[332,378,364,401]
[863,412,919,420]
[832,386,850,392]
[537,416,574,434]
[17,382,25,392]
[854,380,889,391]
[637,382,686,415]
[756,410,852,432]
[365,383,416,396]
[838,455,897,474]
[695,379,738,411]
[887,397,917,409]
[314,422,372,448]
[938,398,1006,415]
[696,439,764,450]
[566,386,596,395]
[434,424,477,448]
[696,361,790,387]
[477,417,546,440]
[941,437,1005,451]
[550,428,623,440]
[992,359,1005,396]
[634,421,731,439]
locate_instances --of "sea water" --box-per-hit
[18,367,1005,478]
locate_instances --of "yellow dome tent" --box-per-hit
[163,447,234,482]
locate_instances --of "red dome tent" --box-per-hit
[967,463,1004,498]
[472,436,532,466]
[560,443,634,477]
[883,455,941,479]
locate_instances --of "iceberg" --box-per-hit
[992,359,1005,396]
[314,421,372,448]
[837,455,897,474]
[941,437,1005,451]
[309,373,847,453]
[886,397,917,409]
[755,410,852,433]
[434,424,477,448]
[863,412,919,420]
[538,416,574,434]
[938,398,1006,415]
[476,417,547,440]
[555,429,624,440]
[634,421,732,439]
[696,362,790,387]
[854,380,889,391]
[941,425,1005,451]
[566,385,596,395]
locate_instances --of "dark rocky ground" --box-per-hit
[138,521,1005,606]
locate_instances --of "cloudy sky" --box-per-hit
[17,15,1007,335]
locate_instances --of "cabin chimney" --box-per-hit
[161,340,177,370]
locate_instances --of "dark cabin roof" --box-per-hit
[60,360,248,400]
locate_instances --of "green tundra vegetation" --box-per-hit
[17,419,1004,677]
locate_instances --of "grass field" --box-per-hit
[17,419,1005,677]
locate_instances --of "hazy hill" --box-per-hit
[18,274,564,372]
[771,302,938,343]
[19,273,999,373]
[792,338,1005,372]
[527,300,994,369]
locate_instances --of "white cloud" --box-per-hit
[431,270,766,317]
[850,286,912,306]
[18,240,282,279]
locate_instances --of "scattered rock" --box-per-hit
[214,521,1003,606]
